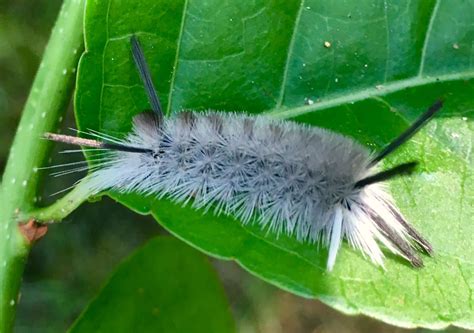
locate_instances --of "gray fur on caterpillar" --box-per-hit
[45,36,441,271]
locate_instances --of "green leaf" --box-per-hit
[76,0,474,329]
[68,236,235,333]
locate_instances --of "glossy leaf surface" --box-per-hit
[76,0,474,328]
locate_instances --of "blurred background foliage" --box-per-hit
[0,1,472,332]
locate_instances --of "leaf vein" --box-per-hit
[265,71,474,119]
[275,0,305,107]
[166,0,189,116]
[418,0,440,76]
[98,0,112,133]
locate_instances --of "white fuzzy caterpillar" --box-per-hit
[45,36,439,271]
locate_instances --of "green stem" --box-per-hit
[22,181,91,223]
[0,0,85,330]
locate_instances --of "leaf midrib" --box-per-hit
[265,70,474,119]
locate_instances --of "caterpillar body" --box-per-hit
[46,36,440,271]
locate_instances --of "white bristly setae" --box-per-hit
[45,36,442,271]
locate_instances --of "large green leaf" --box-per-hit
[68,236,235,333]
[75,0,474,329]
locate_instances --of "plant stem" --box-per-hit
[0,0,85,330]
[22,181,92,223]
